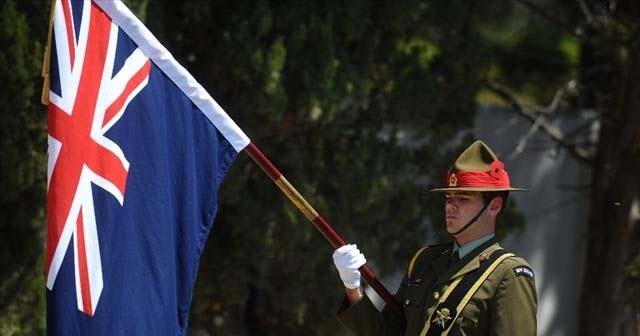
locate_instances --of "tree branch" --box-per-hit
[577,0,596,23]
[508,114,545,159]
[513,0,583,38]
[484,79,595,166]
[540,79,577,115]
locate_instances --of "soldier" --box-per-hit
[333,140,537,335]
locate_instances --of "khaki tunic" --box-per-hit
[337,239,537,335]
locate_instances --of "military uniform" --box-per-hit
[337,237,537,335]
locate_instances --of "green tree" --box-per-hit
[0,0,48,334]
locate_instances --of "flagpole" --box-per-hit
[244,143,406,323]
[41,0,56,106]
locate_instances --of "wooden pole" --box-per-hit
[244,143,406,323]
[41,0,56,106]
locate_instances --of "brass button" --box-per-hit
[433,291,440,300]
[404,298,411,306]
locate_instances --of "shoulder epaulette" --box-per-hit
[407,247,428,278]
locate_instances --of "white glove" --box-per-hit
[333,244,367,289]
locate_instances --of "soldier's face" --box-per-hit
[444,191,485,233]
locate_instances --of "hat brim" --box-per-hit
[430,187,527,192]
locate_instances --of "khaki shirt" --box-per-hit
[337,239,537,335]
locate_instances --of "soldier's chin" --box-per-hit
[445,221,459,233]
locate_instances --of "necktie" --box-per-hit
[450,250,460,266]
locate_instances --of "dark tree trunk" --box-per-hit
[577,2,640,333]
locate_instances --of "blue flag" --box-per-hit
[45,1,249,334]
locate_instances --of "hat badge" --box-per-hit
[449,173,458,187]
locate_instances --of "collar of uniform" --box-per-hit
[432,237,500,286]
[449,241,501,281]
[453,233,495,260]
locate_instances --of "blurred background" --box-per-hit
[1,0,639,335]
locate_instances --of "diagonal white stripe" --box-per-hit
[47,136,62,191]
[79,180,104,314]
[47,177,82,289]
[50,1,75,112]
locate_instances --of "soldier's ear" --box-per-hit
[488,197,503,216]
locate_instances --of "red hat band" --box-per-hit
[445,160,511,189]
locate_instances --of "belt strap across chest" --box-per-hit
[419,249,514,336]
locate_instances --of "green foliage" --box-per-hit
[477,1,580,104]
[0,0,48,334]
[0,256,46,335]
[124,0,150,22]
[0,0,544,334]
[2,0,637,334]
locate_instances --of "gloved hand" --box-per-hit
[333,244,366,289]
